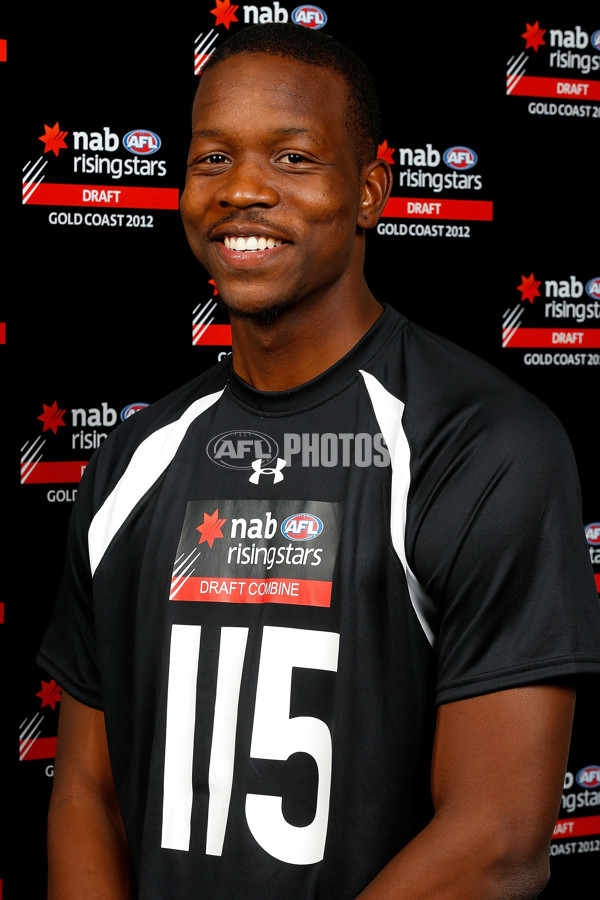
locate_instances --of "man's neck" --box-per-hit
[228,289,383,392]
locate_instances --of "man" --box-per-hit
[39,23,600,899]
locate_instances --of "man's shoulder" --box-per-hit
[371,314,571,467]
[373,314,545,410]
[402,318,530,398]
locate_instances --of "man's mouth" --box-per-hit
[223,235,284,252]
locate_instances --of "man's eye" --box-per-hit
[280,153,308,164]
[189,152,228,166]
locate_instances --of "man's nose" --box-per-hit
[218,158,280,208]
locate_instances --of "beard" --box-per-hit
[217,291,301,326]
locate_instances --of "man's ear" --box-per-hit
[357,158,393,229]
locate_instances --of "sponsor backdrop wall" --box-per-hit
[5,7,599,897]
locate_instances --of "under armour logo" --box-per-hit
[249,457,286,484]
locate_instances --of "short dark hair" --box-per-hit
[202,23,381,166]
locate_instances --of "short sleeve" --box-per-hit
[407,392,600,705]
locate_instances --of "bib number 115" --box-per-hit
[161,624,340,865]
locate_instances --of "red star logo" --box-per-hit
[197,509,227,547]
[517,273,542,304]
[38,122,69,157]
[521,22,546,53]
[37,401,66,434]
[377,140,395,164]
[36,679,62,710]
[210,0,239,29]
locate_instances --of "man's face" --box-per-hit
[180,53,367,321]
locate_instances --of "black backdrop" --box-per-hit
[5,7,599,897]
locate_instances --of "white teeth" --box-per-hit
[224,235,282,251]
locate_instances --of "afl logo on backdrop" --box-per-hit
[586,277,600,299]
[443,146,478,170]
[123,130,161,155]
[585,523,600,546]
[592,30,600,52]
[576,765,600,789]
[120,403,149,420]
[292,5,327,28]
[281,513,324,541]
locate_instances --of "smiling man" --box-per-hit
[180,29,391,391]
[39,23,600,900]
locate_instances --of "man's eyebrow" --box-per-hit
[190,126,324,141]
[269,126,323,139]
[190,129,225,140]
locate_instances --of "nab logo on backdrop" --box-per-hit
[22,121,179,228]
[506,20,600,117]
[195,2,328,73]
[20,400,147,501]
[555,762,600,837]
[502,271,600,367]
[376,140,492,240]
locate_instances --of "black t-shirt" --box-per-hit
[38,306,600,898]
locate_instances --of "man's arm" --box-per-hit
[48,690,132,899]
[357,683,575,900]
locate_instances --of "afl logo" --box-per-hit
[292,5,327,28]
[123,130,161,156]
[443,146,478,170]
[576,765,600,789]
[585,523,600,546]
[281,513,323,541]
[206,430,279,469]
[120,403,149,420]
[592,30,600,52]
[586,277,600,299]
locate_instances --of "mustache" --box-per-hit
[207,212,296,242]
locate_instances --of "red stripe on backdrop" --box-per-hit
[21,461,87,484]
[553,816,600,839]
[503,328,600,348]
[383,197,493,221]
[193,324,232,346]
[510,76,600,101]
[23,183,180,209]
[20,737,57,760]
